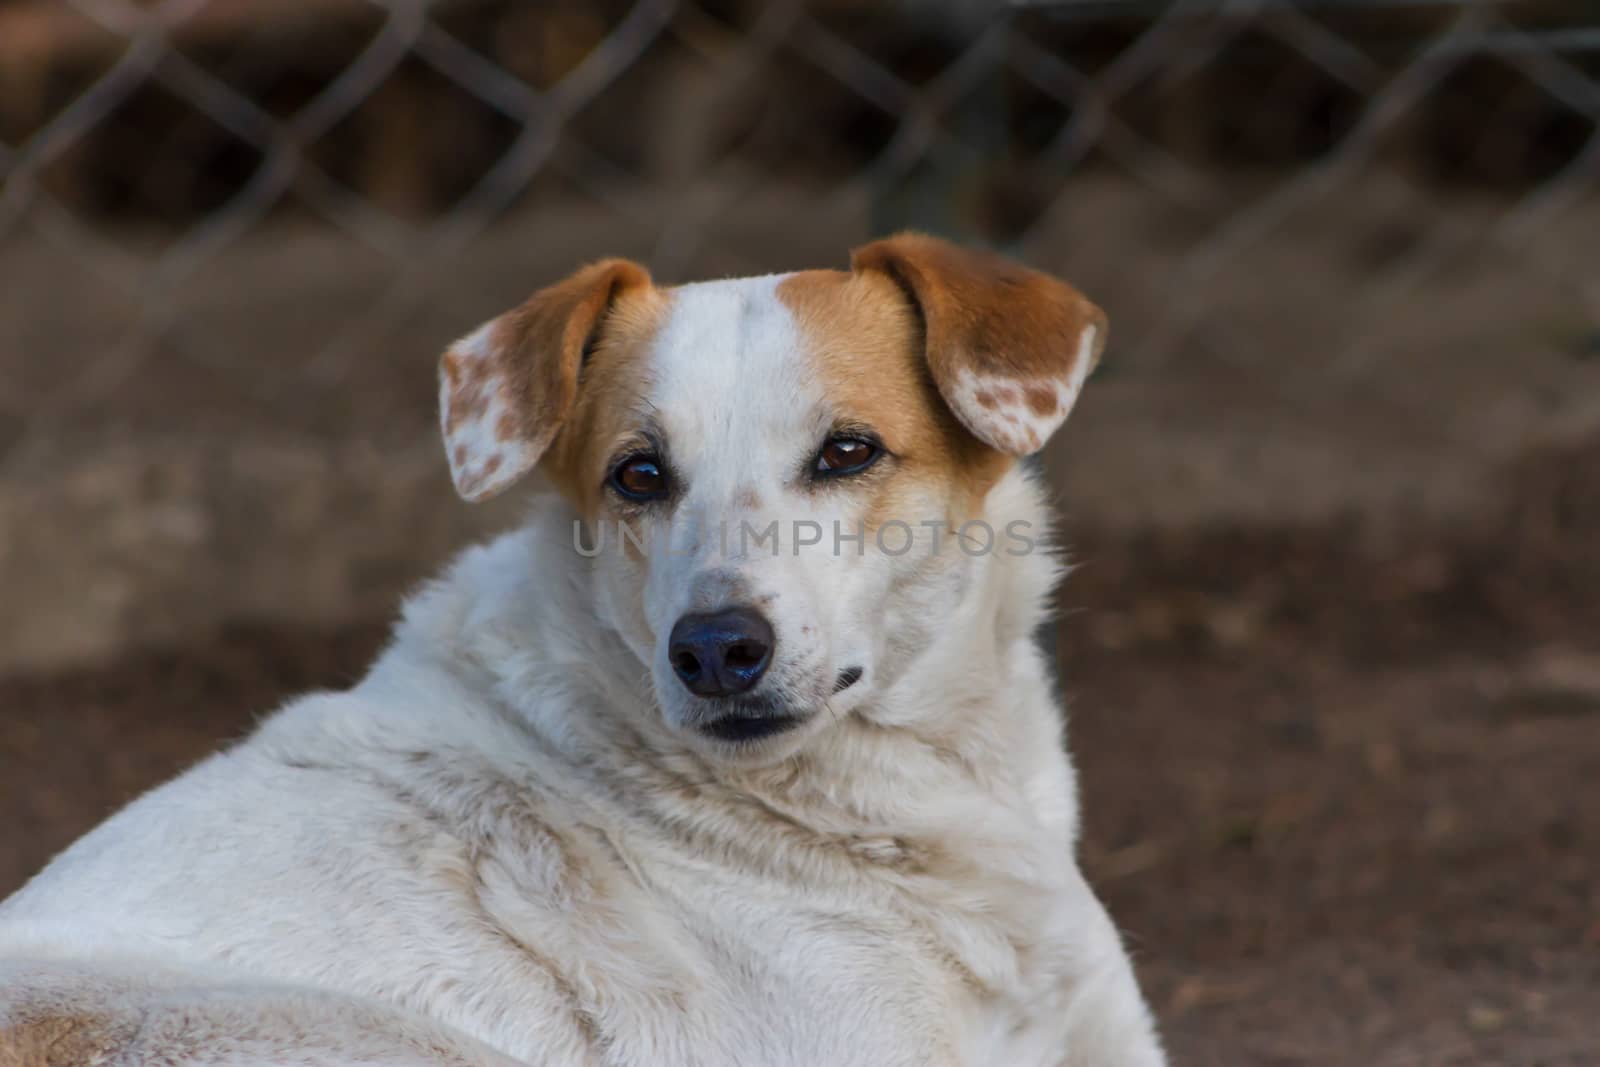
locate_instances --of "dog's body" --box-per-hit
[0,238,1165,1066]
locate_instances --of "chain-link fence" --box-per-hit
[1,0,1598,667]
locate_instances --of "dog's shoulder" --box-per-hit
[0,520,608,985]
[0,687,401,938]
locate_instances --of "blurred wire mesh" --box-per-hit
[0,0,1597,666]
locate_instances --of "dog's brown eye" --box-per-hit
[814,436,881,477]
[610,455,668,501]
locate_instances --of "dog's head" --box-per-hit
[439,234,1104,760]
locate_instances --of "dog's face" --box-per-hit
[439,234,1104,761]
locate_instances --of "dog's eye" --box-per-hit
[609,455,669,501]
[814,436,881,477]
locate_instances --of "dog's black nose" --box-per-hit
[668,608,774,698]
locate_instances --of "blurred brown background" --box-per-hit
[2,1,1598,1063]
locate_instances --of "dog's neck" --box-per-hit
[386,467,1071,838]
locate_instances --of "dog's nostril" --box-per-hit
[673,651,703,680]
[724,642,765,671]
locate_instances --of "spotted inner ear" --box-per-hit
[439,258,651,502]
[850,232,1106,456]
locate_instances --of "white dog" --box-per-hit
[0,234,1166,1066]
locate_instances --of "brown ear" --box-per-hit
[439,258,651,501]
[850,232,1106,456]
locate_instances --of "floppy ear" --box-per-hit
[439,258,651,502]
[850,232,1106,456]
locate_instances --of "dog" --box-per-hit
[0,234,1165,1066]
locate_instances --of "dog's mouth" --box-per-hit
[686,669,864,745]
[698,712,806,743]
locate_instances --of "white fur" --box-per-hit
[0,278,1163,1066]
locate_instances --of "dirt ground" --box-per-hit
[3,430,1596,1066]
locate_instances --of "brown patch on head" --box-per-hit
[849,231,1106,457]
[439,258,655,503]
[777,269,1009,522]
[732,486,762,511]
[541,286,673,520]
[494,259,651,449]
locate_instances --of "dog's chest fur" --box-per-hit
[341,729,1080,1066]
